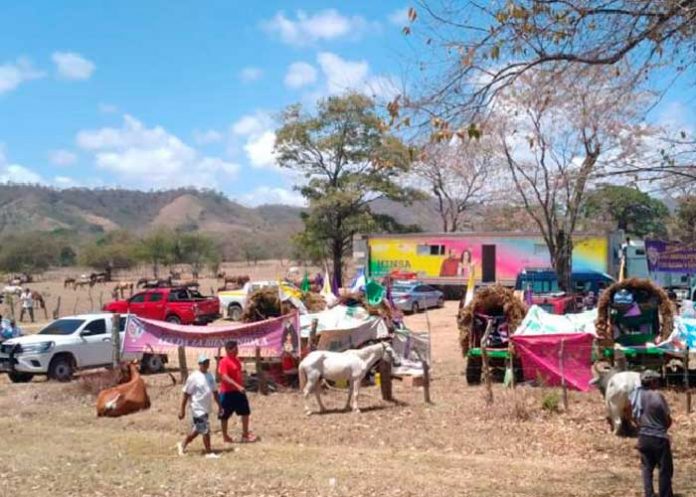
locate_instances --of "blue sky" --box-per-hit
[0,1,414,206]
[0,2,693,207]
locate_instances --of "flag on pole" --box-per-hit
[463,266,475,306]
[300,272,311,293]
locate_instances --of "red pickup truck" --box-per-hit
[103,287,220,325]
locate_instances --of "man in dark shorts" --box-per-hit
[634,370,673,497]
[218,340,258,443]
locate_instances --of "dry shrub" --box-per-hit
[302,292,326,312]
[72,369,124,397]
[242,287,297,322]
[457,285,528,357]
[541,390,561,413]
[595,277,675,343]
[337,292,394,321]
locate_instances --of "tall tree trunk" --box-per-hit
[332,239,343,290]
[553,230,573,292]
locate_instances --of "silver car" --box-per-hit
[391,283,445,314]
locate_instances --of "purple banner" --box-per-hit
[123,313,300,358]
[645,240,696,273]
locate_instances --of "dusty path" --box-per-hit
[2,302,696,496]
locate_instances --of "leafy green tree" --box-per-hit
[275,93,415,285]
[137,228,176,278]
[79,230,139,277]
[176,232,220,279]
[675,196,696,243]
[0,233,75,274]
[584,185,670,237]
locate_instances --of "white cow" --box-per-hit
[591,367,641,436]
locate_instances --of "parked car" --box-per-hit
[515,268,615,295]
[391,282,445,314]
[0,313,168,383]
[218,280,302,321]
[103,287,220,325]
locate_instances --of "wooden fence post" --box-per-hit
[52,296,61,319]
[685,346,691,414]
[559,338,569,412]
[111,313,121,368]
[309,318,318,351]
[481,319,494,405]
[178,346,189,383]
[378,359,393,402]
[255,346,269,395]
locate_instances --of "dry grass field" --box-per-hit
[2,269,696,497]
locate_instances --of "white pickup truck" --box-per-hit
[0,313,167,383]
[218,280,281,321]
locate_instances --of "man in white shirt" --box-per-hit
[177,354,221,458]
[19,289,34,323]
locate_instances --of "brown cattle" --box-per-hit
[64,277,76,288]
[224,275,250,287]
[96,363,151,417]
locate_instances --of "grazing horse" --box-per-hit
[113,282,134,299]
[63,277,76,288]
[73,279,92,290]
[299,342,400,415]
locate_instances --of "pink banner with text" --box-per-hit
[122,314,300,358]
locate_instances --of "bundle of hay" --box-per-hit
[241,287,297,323]
[302,292,327,313]
[595,277,674,343]
[457,285,528,357]
[337,292,394,322]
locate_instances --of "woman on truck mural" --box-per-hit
[458,249,473,278]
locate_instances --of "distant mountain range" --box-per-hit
[0,185,452,259]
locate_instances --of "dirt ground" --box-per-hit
[2,270,696,497]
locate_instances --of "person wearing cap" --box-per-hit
[633,370,673,497]
[177,354,221,458]
[218,340,258,443]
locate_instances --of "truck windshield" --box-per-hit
[38,319,86,335]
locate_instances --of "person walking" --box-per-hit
[19,288,34,323]
[177,354,220,458]
[632,370,673,497]
[218,340,258,443]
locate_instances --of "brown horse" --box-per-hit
[64,277,76,288]
[113,282,134,299]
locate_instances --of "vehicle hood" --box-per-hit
[3,334,67,346]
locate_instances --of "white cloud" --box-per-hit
[262,9,369,46]
[230,112,279,170]
[238,186,306,207]
[48,149,77,166]
[54,176,76,186]
[239,67,263,83]
[0,57,44,94]
[0,164,42,184]
[76,115,240,189]
[284,62,318,89]
[193,129,223,145]
[387,7,409,26]
[316,52,400,99]
[52,52,95,80]
[99,102,118,114]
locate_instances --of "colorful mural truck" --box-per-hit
[353,231,623,294]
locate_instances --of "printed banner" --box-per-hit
[645,239,696,273]
[122,313,300,358]
[511,333,594,392]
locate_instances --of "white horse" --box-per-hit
[299,342,400,415]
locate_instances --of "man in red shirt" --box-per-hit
[218,340,258,443]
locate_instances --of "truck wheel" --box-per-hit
[166,315,181,325]
[410,302,420,314]
[466,356,482,385]
[228,304,243,321]
[140,353,165,374]
[49,355,74,382]
[8,371,33,383]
